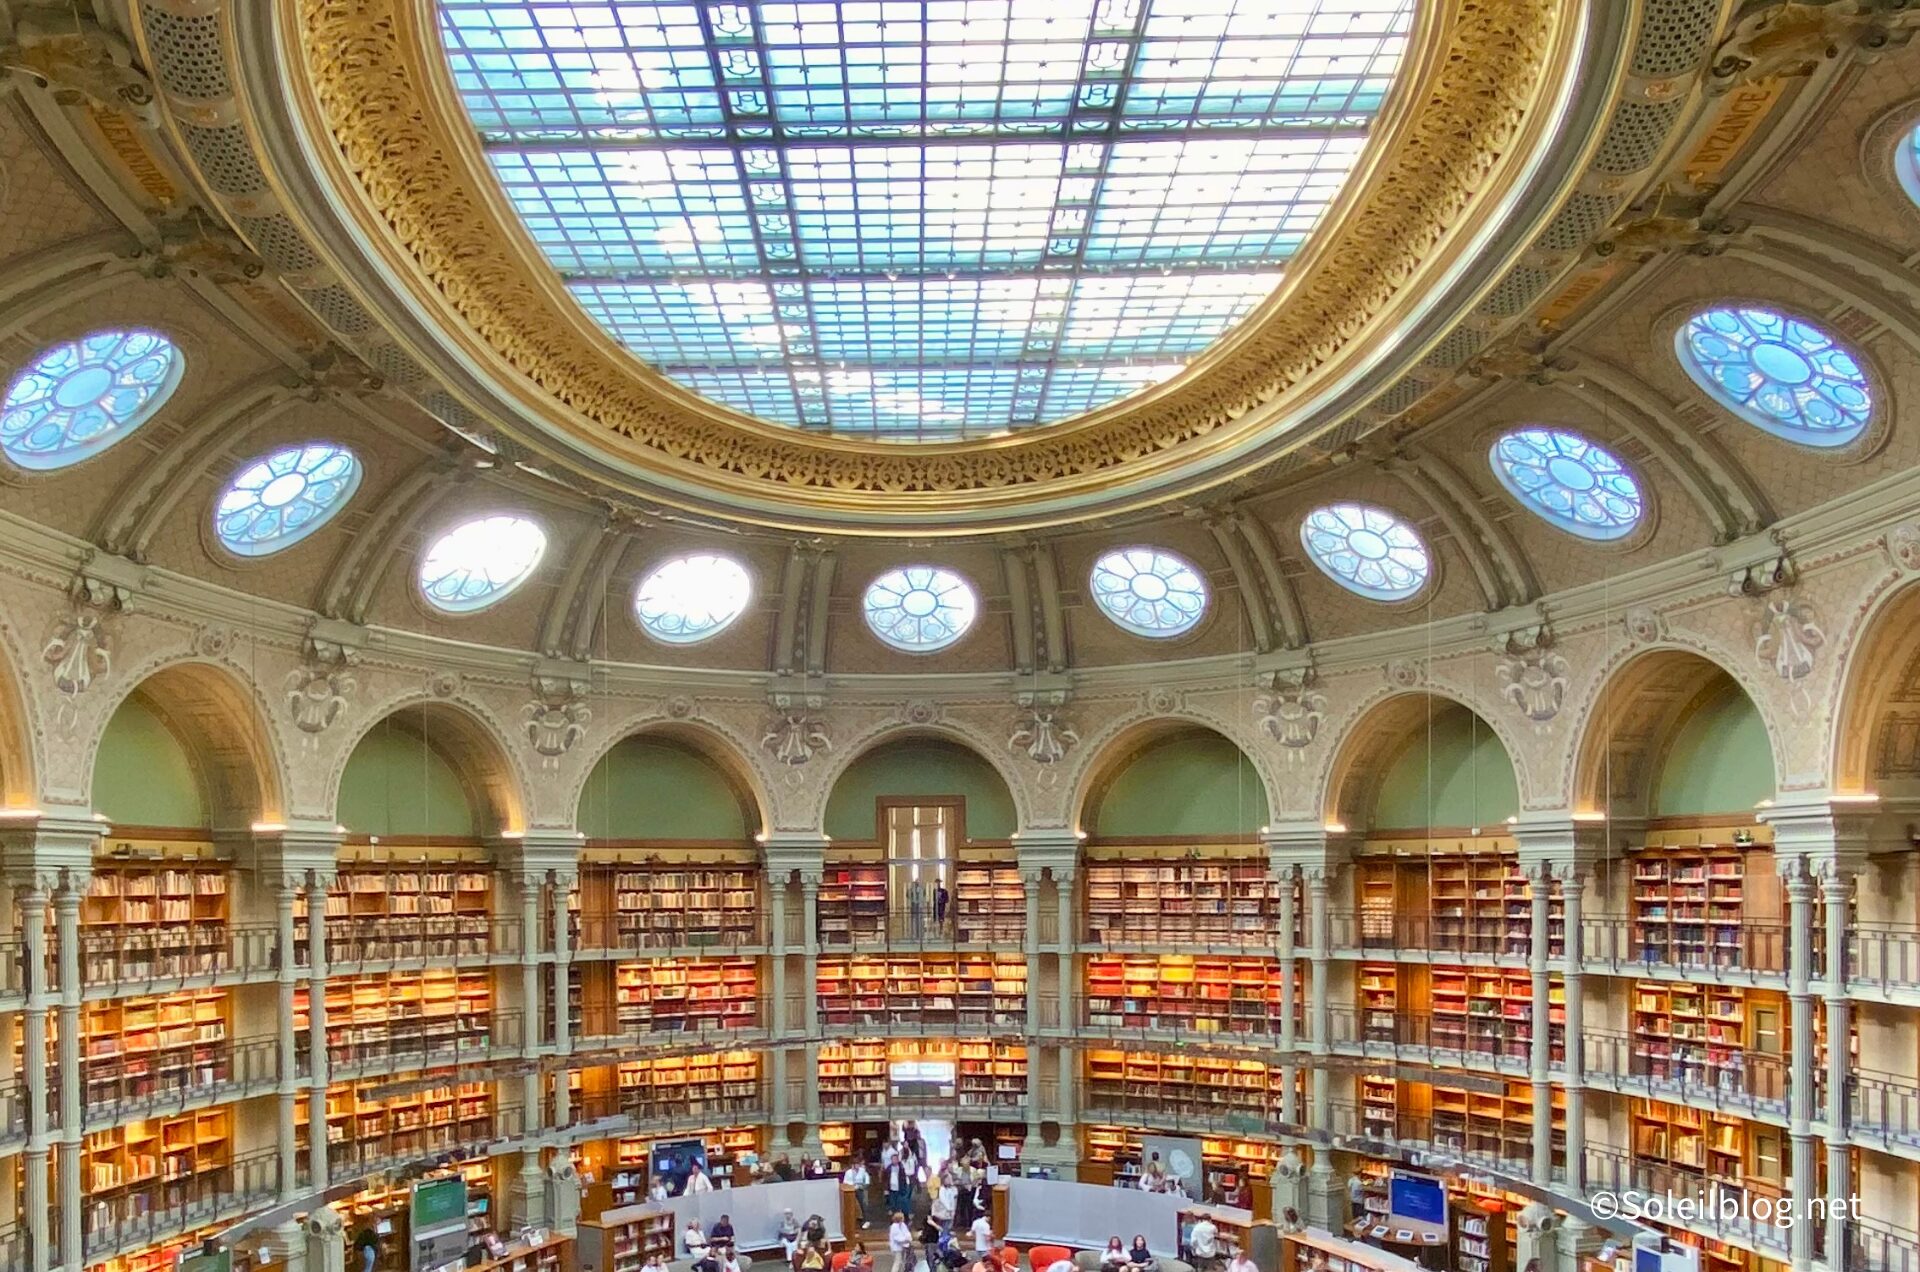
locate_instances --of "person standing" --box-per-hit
[889,1211,916,1272]
[845,1156,874,1227]
[884,1144,914,1218]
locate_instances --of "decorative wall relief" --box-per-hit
[763,713,830,768]
[1496,630,1569,724]
[1385,658,1423,689]
[1888,522,1920,573]
[1622,606,1664,644]
[42,606,109,728]
[1254,673,1326,755]
[285,650,357,742]
[1754,594,1825,716]
[1010,710,1078,765]
[524,692,591,770]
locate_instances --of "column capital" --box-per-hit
[0,810,103,890]
[1262,820,1357,876]
[1013,828,1081,881]
[1756,795,1878,878]
[760,831,828,884]
[1509,813,1613,878]
[248,821,344,889]
[492,829,585,879]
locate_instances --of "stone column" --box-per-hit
[769,871,788,1038]
[1305,863,1332,1131]
[1821,862,1855,1271]
[763,835,828,1155]
[1054,865,1077,1036]
[1022,866,1042,1029]
[553,869,576,1128]
[511,868,548,1228]
[19,883,49,1272]
[1275,865,1298,1125]
[1527,861,1553,1184]
[54,872,85,1272]
[801,869,822,1038]
[1782,857,1817,1272]
[1560,866,1586,1192]
[307,867,332,1190]
[275,881,301,1199]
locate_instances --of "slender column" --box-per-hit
[769,874,788,1037]
[1528,863,1552,1185]
[1306,865,1332,1129]
[1822,864,1854,1271]
[1022,868,1042,1029]
[54,879,82,1272]
[1054,867,1076,1030]
[275,883,300,1200]
[801,871,821,1037]
[517,872,543,1134]
[1276,866,1298,1125]
[1560,868,1586,1192]
[20,885,49,1272]
[1782,859,1817,1272]
[307,872,331,1189]
[552,871,574,1127]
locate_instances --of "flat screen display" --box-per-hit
[652,1138,711,1195]
[1387,1172,1447,1227]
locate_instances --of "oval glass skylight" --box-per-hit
[1897,120,1920,208]
[1088,547,1210,638]
[418,515,547,613]
[437,0,1415,441]
[214,443,364,556]
[1488,428,1643,541]
[1299,503,1430,600]
[634,553,752,644]
[0,330,183,470]
[1675,306,1873,447]
[863,566,978,653]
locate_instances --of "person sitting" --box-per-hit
[796,1243,828,1272]
[641,1256,668,1272]
[711,1216,736,1249]
[686,1221,710,1259]
[803,1214,829,1248]
[717,1251,745,1272]
[845,1241,874,1272]
[986,1238,1018,1272]
[1186,1216,1219,1272]
[1102,1239,1130,1270]
[779,1210,802,1262]
[1128,1234,1155,1272]
[772,1155,798,1182]
[1227,1250,1257,1272]
[1046,1261,1077,1272]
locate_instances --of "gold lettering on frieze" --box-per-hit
[1686,82,1785,184]
[1535,264,1618,328]
[88,106,178,207]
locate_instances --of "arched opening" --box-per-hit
[1833,580,1920,800]
[816,735,1024,1165]
[337,703,522,841]
[91,662,283,832]
[567,729,770,1150]
[1570,649,1791,1154]
[0,635,34,811]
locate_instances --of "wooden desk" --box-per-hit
[470,1234,573,1272]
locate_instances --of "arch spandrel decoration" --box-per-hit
[1822,563,1920,797]
[324,691,532,838]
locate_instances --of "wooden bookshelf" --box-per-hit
[1361,1074,1398,1139]
[90,1226,226,1272]
[1453,1197,1511,1272]
[308,866,494,959]
[294,970,494,1067]
[1355,850,1564,956]
[83,863,229,979]
[1629,982,1783,1085]
[591,1126,764,1209]
[80,990,230,1105]
[1083,861,1280,947]
[609,957,759,1033]
[579,1203,678,1272]
[1083,1048,1289,1119]
[1630,843,1778,966]
[818,864,889,944]
[1081,1124,1280,1201]
[1428,965,1564,1062]
[952,865,1025,943]
[1359,963,1396,1044]
[817,954,1026,1029]
[820,1122,851,1165]
[1427,1079,1562,1170]
[83,1110,231,1230]
[1084,954,1286,1034]
[957,1039,1029,1108]
[581,864,760,949]
[307,1079,496,1169]
[615,1051,761,1121]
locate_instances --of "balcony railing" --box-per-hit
[1580,1029,1788,1120]
[1580,917,1790,978]
[83,1148,279,1259]
[574,1008,759,1048]
[1329,910,1562,960]
[1580,1146,1790,1256]
[817,907,1027,950]
[817,1090,1029,1122]
[319,1104,527,1180]
[824,996,1024,1033]
[1849,925,1920,993]
[313,914,521,968]
[0,936,23,998]
[82,1034,279,1125]
[0,1078,24,1143]
[1079,1003,1298,1047]
[79,923,278,990]
[307,1010,525,1077]
[1083,912,1285,951]
[1328,1007,1562,1069]
[575,913,768,955]
[1853,1218,1920,1272]
[1849,1070,1920,1150]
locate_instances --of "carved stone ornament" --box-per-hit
[1254,676,1327,754]
[42,606,110,727]
[1755,595,1825,684]
[1146,688,1182,714]
[1496,633,1570,724]
[195,625,233,659]
[1888,522,1920,573]
[1589,201,1742,263]
[285,655,357,742]
[1708,1,1920,95]
[524,692,591,770]
[902,699,940,726]
[1385,659,1424,690]
[0,16,158,125]
[1623,606,1664,644]
[1009,710,1078,765]
[763,714,830,768]
[666,695,695,719]
[428,671,461,698]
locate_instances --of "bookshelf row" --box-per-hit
[1083,1048,1296,1117]
[580,1126,764,1210]
[1084,954,1291,1034]
[294,970,494,1065]
[604,957,759,1033]
[817,954,1027,1028]
[1080,1123,1282,1197]
[1630,848,1779,967]
[79,989,230,1104]
[1083,861,1285,946]
[562,1051,763,1122]
[577,865,761,949]
[816,863,1026,943]
[817,1038,1029,1109]
[1354,852,1564,957]
[301,1078,496,1166]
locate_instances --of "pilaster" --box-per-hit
[1267,820,1354,1146]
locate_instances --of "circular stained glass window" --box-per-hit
[1088,547,1210,638]
[1897,120,1920,208]
[1488,428,1643,541]
[862,566,978,652]
[1298,503,1431,601]
[0,330,183,470]
[634,553,752,644]
[1675,306,1873,446]
[214,443,364,556]
[418,515,547,613]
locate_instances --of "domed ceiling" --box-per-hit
[436,0,1414,442]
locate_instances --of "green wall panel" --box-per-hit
[1087,731,1268,837]
[824,739,1017,841]
[578,737,754,840]
[94,695,206,828]
[337,724,477,838]
[1653,680,1775,816]
[1373,707,1518,829]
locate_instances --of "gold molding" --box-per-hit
[285,0,1571,517]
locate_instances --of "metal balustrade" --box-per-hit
[1853,1217,1920,1272]
[0,935,23,999]
[817,1091,1028,1121]
[1580,917,1790,979]
[0,1224,20,1272]
[1326,1006,1562,1069]
[83,1147,280,1260]
[79,923,278,989]
[1850,925,1920,993]
[1849,1070,1920,1150]
[1580,1029,1788,1120]
[573,1008,760,1049]
[322,1104,529,1180]
[314,913,522,968]
[575,912,769,955]
[0,1077,24,1144]
[1079,1003,1301,1049]
[1328,910,1560,960]
[822,996,1026,1033]
[82,1034,279,1126]
[817,906,1027,950]
[1083,912,1285,951]
[1579,1145,1791,1257]
[305,1010,526,1078]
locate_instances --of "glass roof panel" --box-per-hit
[440,0,1414,438]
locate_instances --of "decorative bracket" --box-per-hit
[1708,0,1920,96]
[0,15,158,126]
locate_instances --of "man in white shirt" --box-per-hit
[1227,1251,1256,1272]
[888,1212,915,1272]
[1187,1216,1219,1269]
[687,1164,715,1194]
[969,1214,992,1252]
[846,1159,874,1227]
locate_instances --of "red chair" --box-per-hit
[832,1254,853,1272]
[1029,1245,1074,1271]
